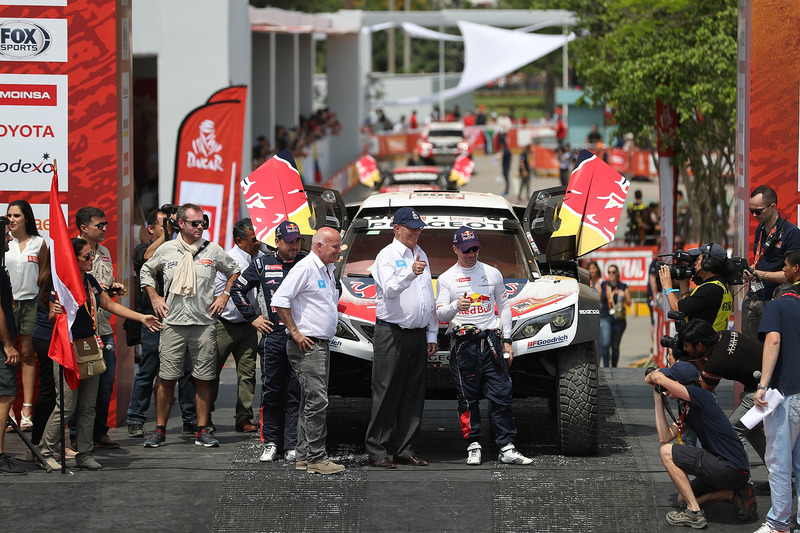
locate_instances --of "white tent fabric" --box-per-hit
[400,22,463,42]
[380,21,575,106]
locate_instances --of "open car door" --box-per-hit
[522,150,629,262]
[305,185,349,233]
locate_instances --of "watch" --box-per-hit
[756,384,767,391]
[503,338,512,344]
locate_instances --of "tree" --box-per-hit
[542,0,737,244]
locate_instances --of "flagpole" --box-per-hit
[58,364,66,474]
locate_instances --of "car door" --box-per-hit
[304,185,349,233]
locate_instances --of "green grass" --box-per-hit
[474,93,546,119]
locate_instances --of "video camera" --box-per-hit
[655,250,694,280]
[659,310,689,359]
[160,203,209,235]
[725,257,754,286]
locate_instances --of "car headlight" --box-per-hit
[457,141,470,152]
[335,321,359,341]
[511,306,574,340]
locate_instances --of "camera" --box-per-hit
[645,366,668,395]
[161,204,180,234]
[660,310,688,359]
[655,250,694,280]
[725,256,753,286]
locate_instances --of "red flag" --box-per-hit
[48,169,84,390]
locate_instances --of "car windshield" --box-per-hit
[342,227,531,279]
[427,129,463,138]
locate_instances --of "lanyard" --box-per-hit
[83,278,104,349]
[753,220,779,267]
[676,403,690,445]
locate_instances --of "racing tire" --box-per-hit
[556,341,599,455]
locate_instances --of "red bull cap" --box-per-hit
[453,225,481,252]
[276,220,302,242]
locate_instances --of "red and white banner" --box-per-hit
[47,170,82,390]
[583,246,656,291]
[173,87,247,249]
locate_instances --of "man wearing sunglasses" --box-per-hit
[435,226,532,466]
[742,186,800,341]
[210,218,263,434]
[74,206,127,451]
[140,203,240,448]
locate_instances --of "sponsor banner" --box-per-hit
[0,18,67,62]
[583,246,655,291]
[0,73,67,191]
[173,91,246,250]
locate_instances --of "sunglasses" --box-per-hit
[184,219,205,228]
[461,246,480,254]
[93,222,109,230]
[749,205,772,216]
[608,270,618,275]
[82,251,96,261]
[247,237,259,244]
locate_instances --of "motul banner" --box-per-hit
[173,87,246,250]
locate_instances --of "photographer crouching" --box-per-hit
[659,243,733,332]
[646,361,756,528]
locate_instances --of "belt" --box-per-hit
[306,336,328,344]
[375,318,426,333]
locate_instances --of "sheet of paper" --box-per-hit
[741,388,785,429]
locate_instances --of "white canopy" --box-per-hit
[379,21,574,106]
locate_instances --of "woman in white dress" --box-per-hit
[5,200,48,431]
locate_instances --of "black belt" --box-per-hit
[306,336,328,344]
[375,318,426,333]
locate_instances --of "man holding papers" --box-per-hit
[753,249,800,533]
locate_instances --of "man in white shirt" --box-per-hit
[436,227,531,466]
[211,218,263,433]
[272,227,343,475]
[365,207,437,469]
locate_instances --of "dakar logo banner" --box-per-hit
[173,86,246,250]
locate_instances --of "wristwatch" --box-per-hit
[756,384,767,391]
[503,338,512,344]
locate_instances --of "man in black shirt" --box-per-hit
[646,361,755,528]
[125,209,196,438]
[678,319,765,467]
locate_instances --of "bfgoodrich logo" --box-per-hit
[0,20,51,59]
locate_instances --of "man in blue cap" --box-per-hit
[646,361,755,529]
[659,242,733,332]
[365,207,437,468]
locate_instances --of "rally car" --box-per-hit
[376,166,445,193]
[415,122,472,166]
[308,186,603,455]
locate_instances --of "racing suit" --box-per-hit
[230,251,306,451]
[436,261,517,446]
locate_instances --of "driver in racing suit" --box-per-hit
[436,226,532,466]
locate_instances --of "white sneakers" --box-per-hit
[259,442,278,462]
[284,449,296,462]
[466,442,482,466]
[498,443,533,465]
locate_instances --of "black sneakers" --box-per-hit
[0,453,27,476]
[732,481,758,522]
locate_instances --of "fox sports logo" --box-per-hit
[0,20,52,60]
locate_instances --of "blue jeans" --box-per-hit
[126,326,196,425]
[599,317,626,368]
[763,393,800,531]
[69,333,115,442]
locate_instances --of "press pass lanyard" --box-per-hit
[753,220,780,268]
[83,278,105,349]
[676,403,690,445]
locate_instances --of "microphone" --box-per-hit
[753,370,761,380]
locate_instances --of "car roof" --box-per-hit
[356,191,515,216]
[427,122,464,130]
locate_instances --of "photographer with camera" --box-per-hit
[675,319,766,472]
[646,361,755,528]
[742,186,800,342]
[659,243,733,332]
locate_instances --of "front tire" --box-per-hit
[557,341,599,455]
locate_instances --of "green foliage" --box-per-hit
[559,0,737,244]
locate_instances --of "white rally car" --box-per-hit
[311,187,602,455]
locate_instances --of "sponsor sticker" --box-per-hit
[263,272,283,278]
[197,259,214,266]
[0,19,67,62]
[318,280,326,288]
[527,334,569,348]
[395,259,407,268]
[266,264,283,270]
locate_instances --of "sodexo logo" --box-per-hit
[0,153,55,175]
[187,119,224,172]
[0,20,52,60]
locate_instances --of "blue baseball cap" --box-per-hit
[275,220,302,242]
[453,226,481,252]
[392,207,426,229]
[660,361,701,385]
[688,243,727,262]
